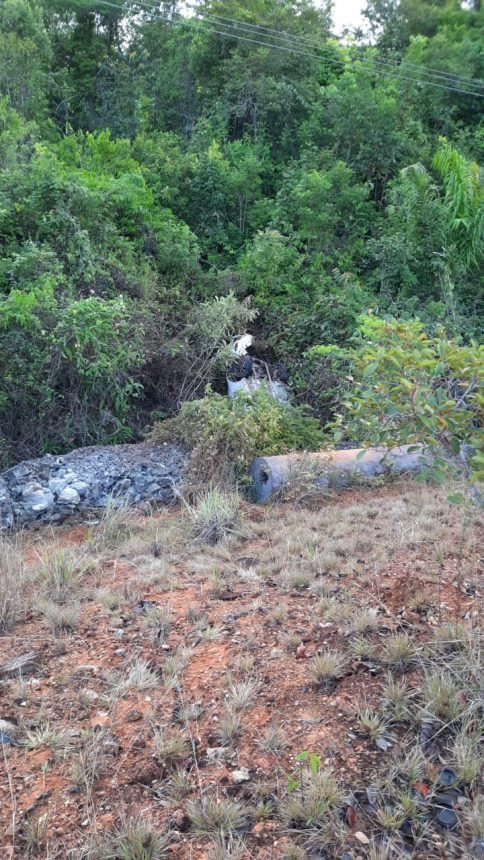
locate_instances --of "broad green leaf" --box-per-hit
[450,436,461,456]
[447,493,465,505]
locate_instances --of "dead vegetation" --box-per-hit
[0,481,482,860]
[0,536,28,631]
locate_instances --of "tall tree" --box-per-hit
[0,0,52,121]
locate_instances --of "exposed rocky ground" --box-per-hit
[0,482,482,860]
[0,443,186,530]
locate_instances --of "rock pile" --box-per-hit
[0,442,186,530]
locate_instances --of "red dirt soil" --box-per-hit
[0,482,482,859]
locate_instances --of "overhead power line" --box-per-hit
[133,0,484,96]
[95,0,484,98]
[197,10,484,91]
[129,0,484,93]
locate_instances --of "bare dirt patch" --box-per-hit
[0,482,482,859]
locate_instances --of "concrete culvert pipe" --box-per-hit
[249,445,427,503]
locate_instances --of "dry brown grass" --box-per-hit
[0,536,28,631]
[0,481,481,860]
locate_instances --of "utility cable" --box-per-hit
[197,8,484,90]
[95,0,484,98]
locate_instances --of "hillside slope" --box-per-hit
[1,483,482,859]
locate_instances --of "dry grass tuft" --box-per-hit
[383,633,415,668]
[269,455,333,507]
[207,835,246,860]
[381,673,414,722]
[187,488,243,546]
[218,708,242,747]
[152,728,191,770]
[89,813,171,859]
[36,545,88,600]
[422,671,463,722]
[187,797,249,837]
[0,537,27,631]
[23,723,78,754]
[39,599,80,634]
[308,649,348,689]
[226,679,257,711]
[388,747,427,785]
[70,732,109,790]
[106,658,160,696]
[257,721,287,755]
[281,842,309,860]
[356,703,389,740]
[279,770,344,829]
[95,588,123,613]
[351,637,377,661]
[89,498,137,552]
[162,647,193,686]
[348,607,379,635]
[451,722,483,784]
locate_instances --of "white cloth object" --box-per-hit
[232,334,253,356]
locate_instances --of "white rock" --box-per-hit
[58,486,81,505]
[21,481,43,495]
[22,483,54,511]
[232,767,250,783]
[355,831,370,845]
[48,478,67,494]
[31,501,51,512]
[0,718,17,735]
[206,747,226,762]
[62,471,78,482]
[82,689,99,701]
[71,480,89,497]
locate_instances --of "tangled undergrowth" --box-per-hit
[150,386,326,493]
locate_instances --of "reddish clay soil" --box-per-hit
[0,482,482,859]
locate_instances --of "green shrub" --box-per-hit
[339,316,484,491]
[0,123,198,466]
[239,230,372,363]
[292,344,351,425]
[0,286,145,465]
[150,385,326,488]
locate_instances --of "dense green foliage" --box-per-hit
[151,385,326,487]
[338,317,484,484]
[0,0,482,468]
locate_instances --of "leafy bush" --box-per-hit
[150,386,326,488]
[1,7,483,478]
[0,286,145,465]
[239,233,371,362]
[292,344,351,425]
[339,316,483,491]
[0,121,201,465]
